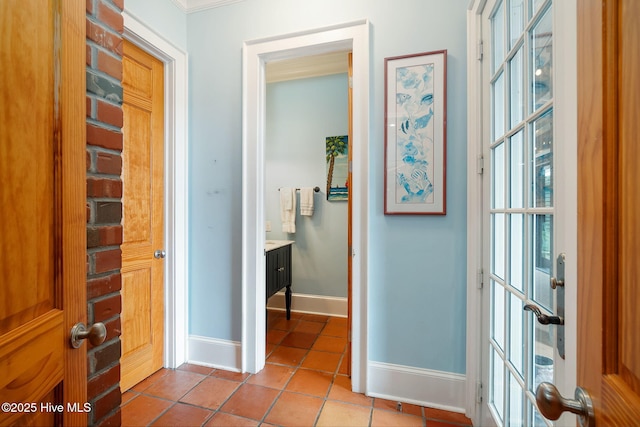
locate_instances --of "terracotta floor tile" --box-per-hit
[285,368,333,398]
[180,376,240,410]
[312,335,347,353]
[247,363,295,390]
[316,400,372,427]
[264,391,324,427]
[121,314,474,427]
[120,394,172,427]
[150,402,212,426]
[374,397,422,415]
[280,331,318,349]
[130,368,170,392]
[424,407,472,424]
[266,341,276,356]
[338,356,349,375]
[321,320,348,338]
[327,375,372,407]
[271,317,298,331]
[267,328,288,344]
[142,370,205,401]
[220,383,280,421]
[267,345,308,366]
[301,350,341,373]
[294,320,326,334]
[204,412,259,427]
[211,369,250,382]
[177,363,215,376]
[121,390,138,405]
[301,314,330,323]
[426,421,470,427]
[371,408,424,426]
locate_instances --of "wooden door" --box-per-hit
[0,0,86,425]
[578,0,640,424]
[120,40,165,391]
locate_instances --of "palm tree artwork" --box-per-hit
[325,135,348,201]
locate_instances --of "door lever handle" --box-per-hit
[524,304,564,325]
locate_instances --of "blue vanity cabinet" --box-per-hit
[265,242,292,319]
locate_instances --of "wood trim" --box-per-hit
[347,52,353,378]
[577,0,605,399]
[578,0,640,424]
[60,0,88,424]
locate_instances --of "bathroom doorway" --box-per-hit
[241,21,370,393]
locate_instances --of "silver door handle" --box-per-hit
[524,304,564,325]
[536,382,595,427]
[154,250,166,259]
[70,322,107,348]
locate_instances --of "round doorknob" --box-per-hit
[536,382,595,427]
[70,322,107,348]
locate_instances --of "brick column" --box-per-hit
[86,0,125,425]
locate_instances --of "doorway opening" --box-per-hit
[241,20,370,393]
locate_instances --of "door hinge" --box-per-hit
[477,155,484,175]
[477,40,484,61]
[477,268,484,289]
[476,381,483,403]
[348,160,353,173]
[349,76,353,88]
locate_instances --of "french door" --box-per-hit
[479,0,574,425]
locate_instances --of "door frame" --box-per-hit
[242,20,370,393]
[123,12,189,369]
[465,1,578,424]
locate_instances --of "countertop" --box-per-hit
[265,239,295,252]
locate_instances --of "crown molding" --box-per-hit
[266,51,350,83]
[171,0,245,13]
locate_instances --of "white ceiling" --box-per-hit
[266,51,350,83]
[170,0,245,13]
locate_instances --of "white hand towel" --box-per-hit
[300,187,314,216]
[280,188,296,233]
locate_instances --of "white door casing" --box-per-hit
[242,20,370,393]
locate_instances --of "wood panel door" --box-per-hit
[120,40,165,392]
[0,0,87,425]
[577,0,640,424]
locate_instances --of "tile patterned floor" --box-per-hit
[121,310,473,427]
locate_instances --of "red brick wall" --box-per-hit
[86,0,124,425]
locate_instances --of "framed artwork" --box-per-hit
[384,50,447,215]
[326,135,348,201]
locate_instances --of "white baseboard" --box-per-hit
[368,361,467,414]
[188,335,241,372]
[267,292,348,318]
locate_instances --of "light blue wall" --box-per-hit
[132,0,468,375]
[124,0,187,51]
[266,74,349,298]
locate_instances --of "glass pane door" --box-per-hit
[484,0,556,425]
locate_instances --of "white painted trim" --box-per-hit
[185,0,245,13]
[368,362,467,414]
[169,0,187,12]
[465,2,485,425]
[267,293,348,318]
[123,11,189,370]
[553,1,578,417]
[242,20,370,394]
[188,335,242,372]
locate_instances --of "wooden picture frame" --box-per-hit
[384,50,447,215]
